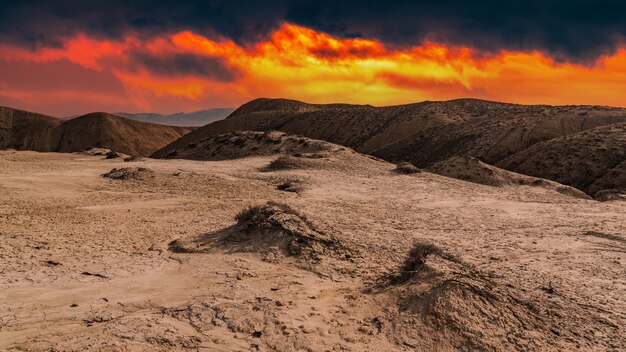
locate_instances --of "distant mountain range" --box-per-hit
[114,108,235,127]
[63,108,235,127]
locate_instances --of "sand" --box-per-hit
[0,150,624,351]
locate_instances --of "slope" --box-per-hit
[0,107,191,157]
[372,105,626,167]
[498,122,626,196]
[155,98,626,165]
[56,113,191,156]
[153,98,515,158]
[0,106,62,152]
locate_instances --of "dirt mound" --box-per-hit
[170,202,350,264]
[161,130,338,160]
[80,147,113,156]
[261,150,383,174]
[123,156,144,162]
[264,155,320,171]
[380,243,571,351]
[80,147,129,159]
[101,167,155,180]
[383,243,461,285]
[394,162,421,174]
[275,179,305,193]
[0,106,190,156]
[429,156,590,198]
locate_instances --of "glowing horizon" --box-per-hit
[2,22,626,116]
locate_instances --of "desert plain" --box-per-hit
[0,144,624,351]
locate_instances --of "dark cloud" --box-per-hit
[132,52,240,81]
[1,0,625,61]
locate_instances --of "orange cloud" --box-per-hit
[2,22,626,115]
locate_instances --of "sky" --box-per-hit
[1,1,626,116]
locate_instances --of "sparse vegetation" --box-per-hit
[395,162,421,174]
[101,167,154,180]
[231,201,343,260]
[276,180,302,193]
[391,242,446,284]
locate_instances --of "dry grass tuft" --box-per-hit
[101,167,154,181]
[395,162,421,174]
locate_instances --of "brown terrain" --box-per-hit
[499,122,626,197]
[427,156,590,199]
[1,99,625,351]
[1,138,624,351]
[153,98,626,196]
[1,107,191,156]
[161,130,345,161]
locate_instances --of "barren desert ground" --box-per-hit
[0,150,624,351]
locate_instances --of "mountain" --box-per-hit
[1,107,191,156]
[153,98,626,195]
[113,108,235,127]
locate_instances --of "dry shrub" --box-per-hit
[595,189,626,201]
[387,242,460,285]
[395,162,421,174]
[233,202,342,260]
[394,243,443,284]
[265,156,305,171]
[123,156,143,162]
[276,180,303,193]
[101,167,154,180]
[105,151,125,159]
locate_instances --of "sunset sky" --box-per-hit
[1,1,626,116]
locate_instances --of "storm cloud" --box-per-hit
[132,52,240,81]
[1,0,625,61]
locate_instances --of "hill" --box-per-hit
[153,98,626,194]
[1,107,191,156]
[56,112,191,156]
[0,106,62,152]
[498,122,626,196]
[114,108,235,127]
[156,98,626,160]
[371,104,626,167]
[152,97,497,158]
